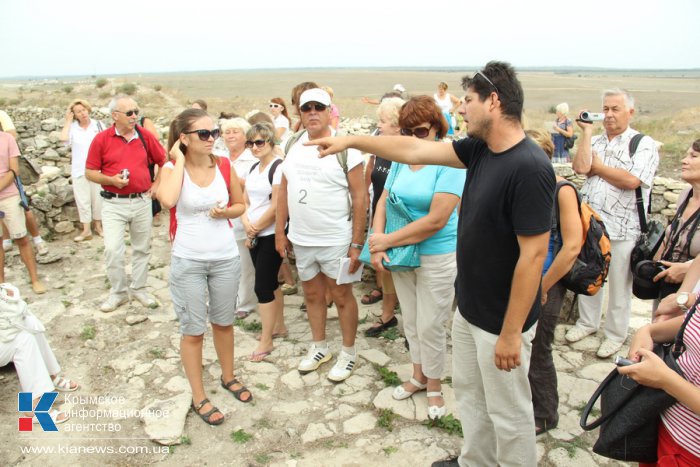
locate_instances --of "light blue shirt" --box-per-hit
[384,162,466,255]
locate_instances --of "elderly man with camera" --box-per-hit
[85,95,166,313]
[567,89,659,358]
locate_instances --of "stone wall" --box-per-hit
[3,106,689,237]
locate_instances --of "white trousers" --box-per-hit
[72,175,102,223]
[452,311,537,467]
[235,238,258,312]
[102,197,152,295]
[392,252,456,379]
[0,315,59,399]
[576,238,635,343]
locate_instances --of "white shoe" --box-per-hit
[327,350,356,382]
[131,290,157,308]
[3,240,12,252]
[427,391,446,420]
[392,377,428,400]
[33,408,69,425]
[100,294,128,313]
[35,241,49,256]
[597,339,623,358]
[565,325,595,343]
[298,345,332,374]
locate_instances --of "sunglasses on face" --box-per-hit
[184,128,221,141]
[115,109,140,117]
[269,103,281,109]
[300,103,327,113]
[400,126,432,139]
[245,139,268,148]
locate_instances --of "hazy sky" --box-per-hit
[1,0,698,78]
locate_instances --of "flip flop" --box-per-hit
[361,288,383,305]
[221,377,253,403]
[250,349,273,362]
[255,331,288,341]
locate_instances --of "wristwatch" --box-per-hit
[676,292,692,312]
[350,243,363,250]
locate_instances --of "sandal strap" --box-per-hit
[426,391,443,398]
[52,375,72,389]
[221,377,240,390]
[193,398,211,411]
[409,377,427,389]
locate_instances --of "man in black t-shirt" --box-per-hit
[309,61,555,467]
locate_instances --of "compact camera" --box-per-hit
[578,111,605,123]
[120,169,130,180]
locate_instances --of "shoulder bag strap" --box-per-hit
[629,133,648,232]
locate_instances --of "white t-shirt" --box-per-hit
[274,114,291,147]
[164,161,239,261]
[230,149,257,240]
[68,119,104,178]
[242,157,283,237]
[281,131,363,246]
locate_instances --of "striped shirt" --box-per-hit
[662,308,700,457]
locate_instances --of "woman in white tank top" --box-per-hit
[158,108,250,426]
[433,82,461,136]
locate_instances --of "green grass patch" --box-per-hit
[424,413,463,437]
[80,324,96,341]
[379,327,400,340]
[376,408,398,431]
[554,436,587,458]
[149,347,165,359]
[234,319,263,332]
[373,364,401,386]
[230,429,253,444]
[255,383,270,391]
[382,446,398,456]
[180,435,191,445]
[255,418,273,429]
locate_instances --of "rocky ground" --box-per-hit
[0,217,649,467]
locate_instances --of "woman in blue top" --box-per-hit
[368,96,465,420]
[551,102,574,163]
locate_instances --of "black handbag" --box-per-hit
[579,307,695,463]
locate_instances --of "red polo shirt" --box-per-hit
[86,125,166,195]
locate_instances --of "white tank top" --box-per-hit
[168,161,239,261]
[434,92,453,114]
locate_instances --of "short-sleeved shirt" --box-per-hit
[580,127,659,240]
[68,119,104,178]
[384,162,465,255]
[85,125,165,194]
[452,136,556,335]
[0,111,15,132]
[242,157,283,237]
[0,132,20,200]
[281,131,363,247]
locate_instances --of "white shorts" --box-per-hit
[293,243,348,282]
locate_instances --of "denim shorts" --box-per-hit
[170,255,241,335]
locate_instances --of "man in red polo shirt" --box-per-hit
[86,95,166,312]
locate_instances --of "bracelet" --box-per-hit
[350,243,363,250]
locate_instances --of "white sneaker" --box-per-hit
[597,339,623,358]
[35,241,49,256]
[565,325,595,343]
[298,345,332,374]
[327,350,356,382]
[131,290,157,308]
[100,294,128,313]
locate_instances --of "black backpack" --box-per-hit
[249,159,283,199]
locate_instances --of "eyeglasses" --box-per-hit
[300,103,327,113]
[475,70,499,95]
[245,139,269,148]
[400,126,432,139]
[115,109,140,117]
[269,103,281,109]
[183,128,221,141]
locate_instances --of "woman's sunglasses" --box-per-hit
[184,128,221,141]
[269,103,282,109]
[245,139,269,148]
[300,103,327,113]
[400,126,432,139]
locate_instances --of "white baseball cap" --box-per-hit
[393,83,406,93]
[299,88,331,107]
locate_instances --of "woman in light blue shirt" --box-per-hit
[368,96,465,420]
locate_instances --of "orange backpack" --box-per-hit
[168,156,232,243]
[554,181,612,296]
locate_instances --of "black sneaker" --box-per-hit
[364,316,398,337]
[431,456,459,467]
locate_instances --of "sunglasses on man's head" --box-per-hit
[115,109,140,117]
[400,126,432,139]
[245,139,268,148]
[300,103,327,113]
[184,128,221,141]
[269,103,281,109]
